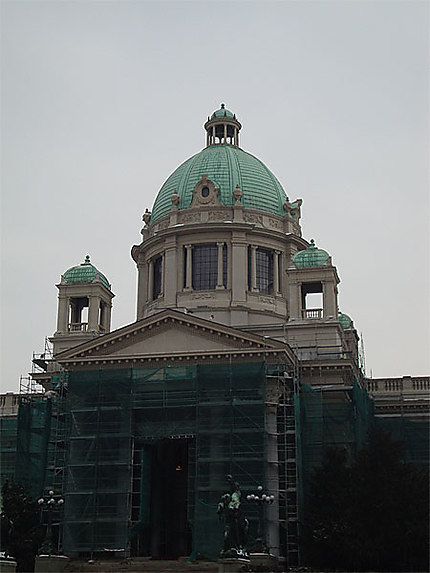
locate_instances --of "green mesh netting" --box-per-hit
[15,397,52,498]
[0,417,18,486]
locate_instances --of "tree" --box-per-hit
[1,481,44,573]
[303,427,429,571]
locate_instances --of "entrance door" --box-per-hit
[150,439,190,558]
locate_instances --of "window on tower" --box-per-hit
[248,247,274,294]
[183,243,227,291]
[153,256,162,299]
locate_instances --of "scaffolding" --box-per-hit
[12,356,420,564]
[54,361,294,559]
[0,416,18,485]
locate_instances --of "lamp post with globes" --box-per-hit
[246,486,274,553]
[37,490,64,556]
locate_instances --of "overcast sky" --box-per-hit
[1,0,429,393]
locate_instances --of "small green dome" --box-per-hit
[211,103,234,119]
[293,239,330,268]
[151,145,287,222]
[63,255,111,289]
[339,312,353,329]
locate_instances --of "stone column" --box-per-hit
[147,259,154,302]
[164,237,178,306]
[251,246,258,292]
[159,253,164,297]
[231,233,247,303]
[56,294,69,333]
[273,251,280,295]
[224,124,227,143]
[104,302,112,332]
[216,242,225,289]
[322,280,337,318]
[226,242,232,290]
[212,126,216,144]
[88,295,100,331]
[287,279,300,320]
[136,261,148,320]
[185,245,193,291]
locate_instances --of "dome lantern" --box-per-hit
[204,103,242,147]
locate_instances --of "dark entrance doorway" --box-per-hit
[150,438,191,558]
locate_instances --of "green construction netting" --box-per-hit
[15,397,52,499]
[61,363,269,558]
[0,417,18,486]
[296,379,374,517]
[12,364,426,562]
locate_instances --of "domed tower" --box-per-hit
[51,255,115,355]
[132,104,307,327]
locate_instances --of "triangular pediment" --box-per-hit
[55,309,288,367]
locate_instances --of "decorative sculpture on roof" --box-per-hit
[232,184,243,206]
[170,190,180,209]
[142,209,151,227]
[283,197,302,222]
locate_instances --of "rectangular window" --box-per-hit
[153,256,162,299]
[256,248,274,294]
[192,244,218,290]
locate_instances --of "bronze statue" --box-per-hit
[217,474,249,558]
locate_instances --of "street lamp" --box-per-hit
[37,490,64,556]
[246,485,275,553]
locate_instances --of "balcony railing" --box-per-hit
[302,308,323,319]
[366,377,430,395]
[68,322,88,332]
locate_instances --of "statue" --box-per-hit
[217,474,249,558]
[142,209,151,226]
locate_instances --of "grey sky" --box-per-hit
[1,1,429,392]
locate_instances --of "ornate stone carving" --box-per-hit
[192,293,215,300]
[189,174,222,208]
[259,296,275,305]
[156,220,169,231]
[208,210,229,221]
[267,217,283,230]
[181,212,201,224]
[244,213,263,225]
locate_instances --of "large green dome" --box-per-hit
[63,256,111,289]
[151,144,288,223]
